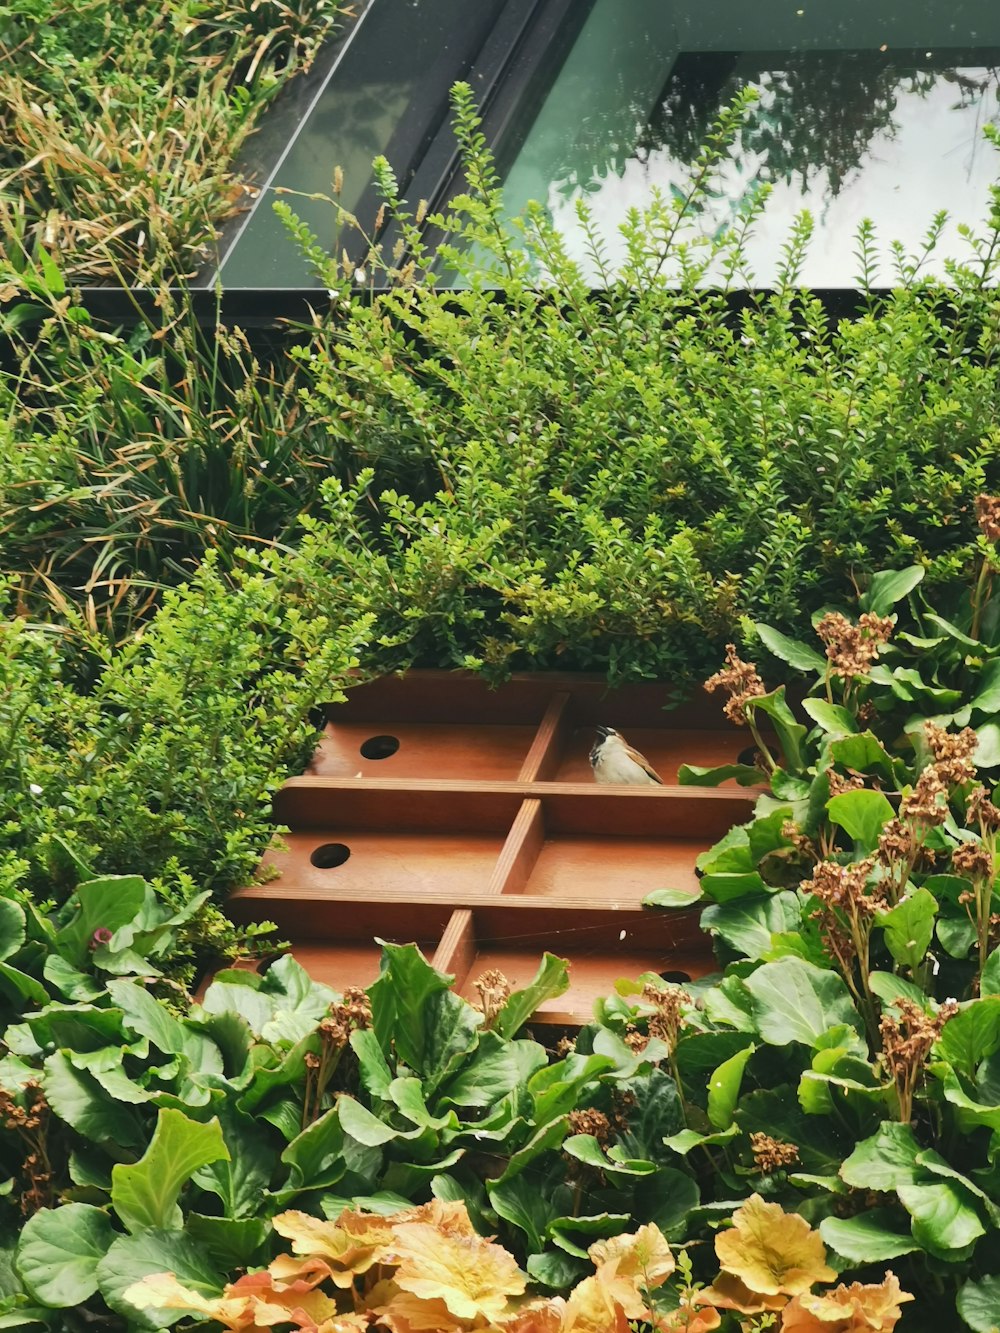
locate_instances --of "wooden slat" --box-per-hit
[518,692,572,781]
[433,909,477,980]
[487,798,545,895]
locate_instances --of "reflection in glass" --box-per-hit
[498,1,1000,286]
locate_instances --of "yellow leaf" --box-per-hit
[697,1272,787,1315]
[588,1223,675,1289]
[715,1194,835,1296]
[271,1208,396,1286]
[390,1221,527,1324]
[121,1271,285,1330]
[563,1273,632,1332]
[654,1303,722,1332]
[780,1271,914,1331]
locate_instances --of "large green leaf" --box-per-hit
[54,876,147,966]
[678,763,764,787]
[975,723,1000,770]
[801,699,859,735]
[877,889,938,973]
[699,872,769,904]
[827,789,895,852]
[860,565,924,615]
[982,947,1000,998]
[743,957,863,1047]
[829,732,896,782]
[751,687,807,773]
[112,1109,229,1234]
[937,998,1000,1075]
[819,1211,919,1263]
[562,1135,656,1185]
[438,1032,547,1109]
[971,660,1000,716]
[898,1180,984,1252]
[279,1104,347,1195]
[754,623,826,673]
[615,1066,684,1160]
[107,980,223,1074]
[16,1203,114,1307]
[707,1044,755,1130]
[42,1051,145,1152]
[368,943,481,1094]
[701,892,800,961]
[97,1229,222,1329]
[0,902,25,964]
[489,1175,561,1255]
[958,1275,1000,1332]
[191,1105,275,1220]
[495,954,570,1039]
[840,1123,924,1191]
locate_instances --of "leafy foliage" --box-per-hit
[639,554,1000,1326]
[272,85,1000,683]
[0,547,372,920]
[0,0,343,280]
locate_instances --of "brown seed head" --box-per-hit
[816,611,893,679]
[967,784,1000,831]
[704,644,766,725]
[952,839,995,883]
[749,1132,800,1175]
[567,1108,612,1145]
[900,765,949,826]
[924,722,978,786]
[474,968,512,1027]
[880,998,958,1086]
[878,818,915,867]
[976,494,1000,542]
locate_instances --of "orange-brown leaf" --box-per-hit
[715,1195,835,1297]
[588,1223,675,1290]
[390,1221,527,1324]
[780,1271,914,1331]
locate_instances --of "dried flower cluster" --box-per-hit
[827,769,865,797]
[815,611,893,680]
[923,721,978,785]
[877,818,915,868]
[967,784,1000,831]
[0,1082,52,1214]
[642,980,692,1053]
[750,1132,800,1175]
[320,987,372,1048]
[976,493,1000,542]
[567,1108,612,1146]
[705,644,767,724]
[952,839,995,883]
[474,969,513,1028]
[899,765,949,827]
[880,998,958,1124]
[806,858,882,918]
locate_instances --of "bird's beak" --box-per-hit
[594,725,613,738]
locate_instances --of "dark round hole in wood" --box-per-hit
[310,842,351,869]
[307,705,327,731]
[660,970,692,984]
[360,734,400,760]
[737,745,757,767]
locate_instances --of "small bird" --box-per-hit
[589,726,664,785]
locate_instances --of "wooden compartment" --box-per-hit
[435,901,715,1027]
[488,787,754,903]
[261,785,521,898]
[224,671,759,1024]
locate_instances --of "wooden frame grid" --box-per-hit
[226,672,760,1023]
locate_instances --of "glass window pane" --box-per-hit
[218,0,504,289]
[497,0,1000,286]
